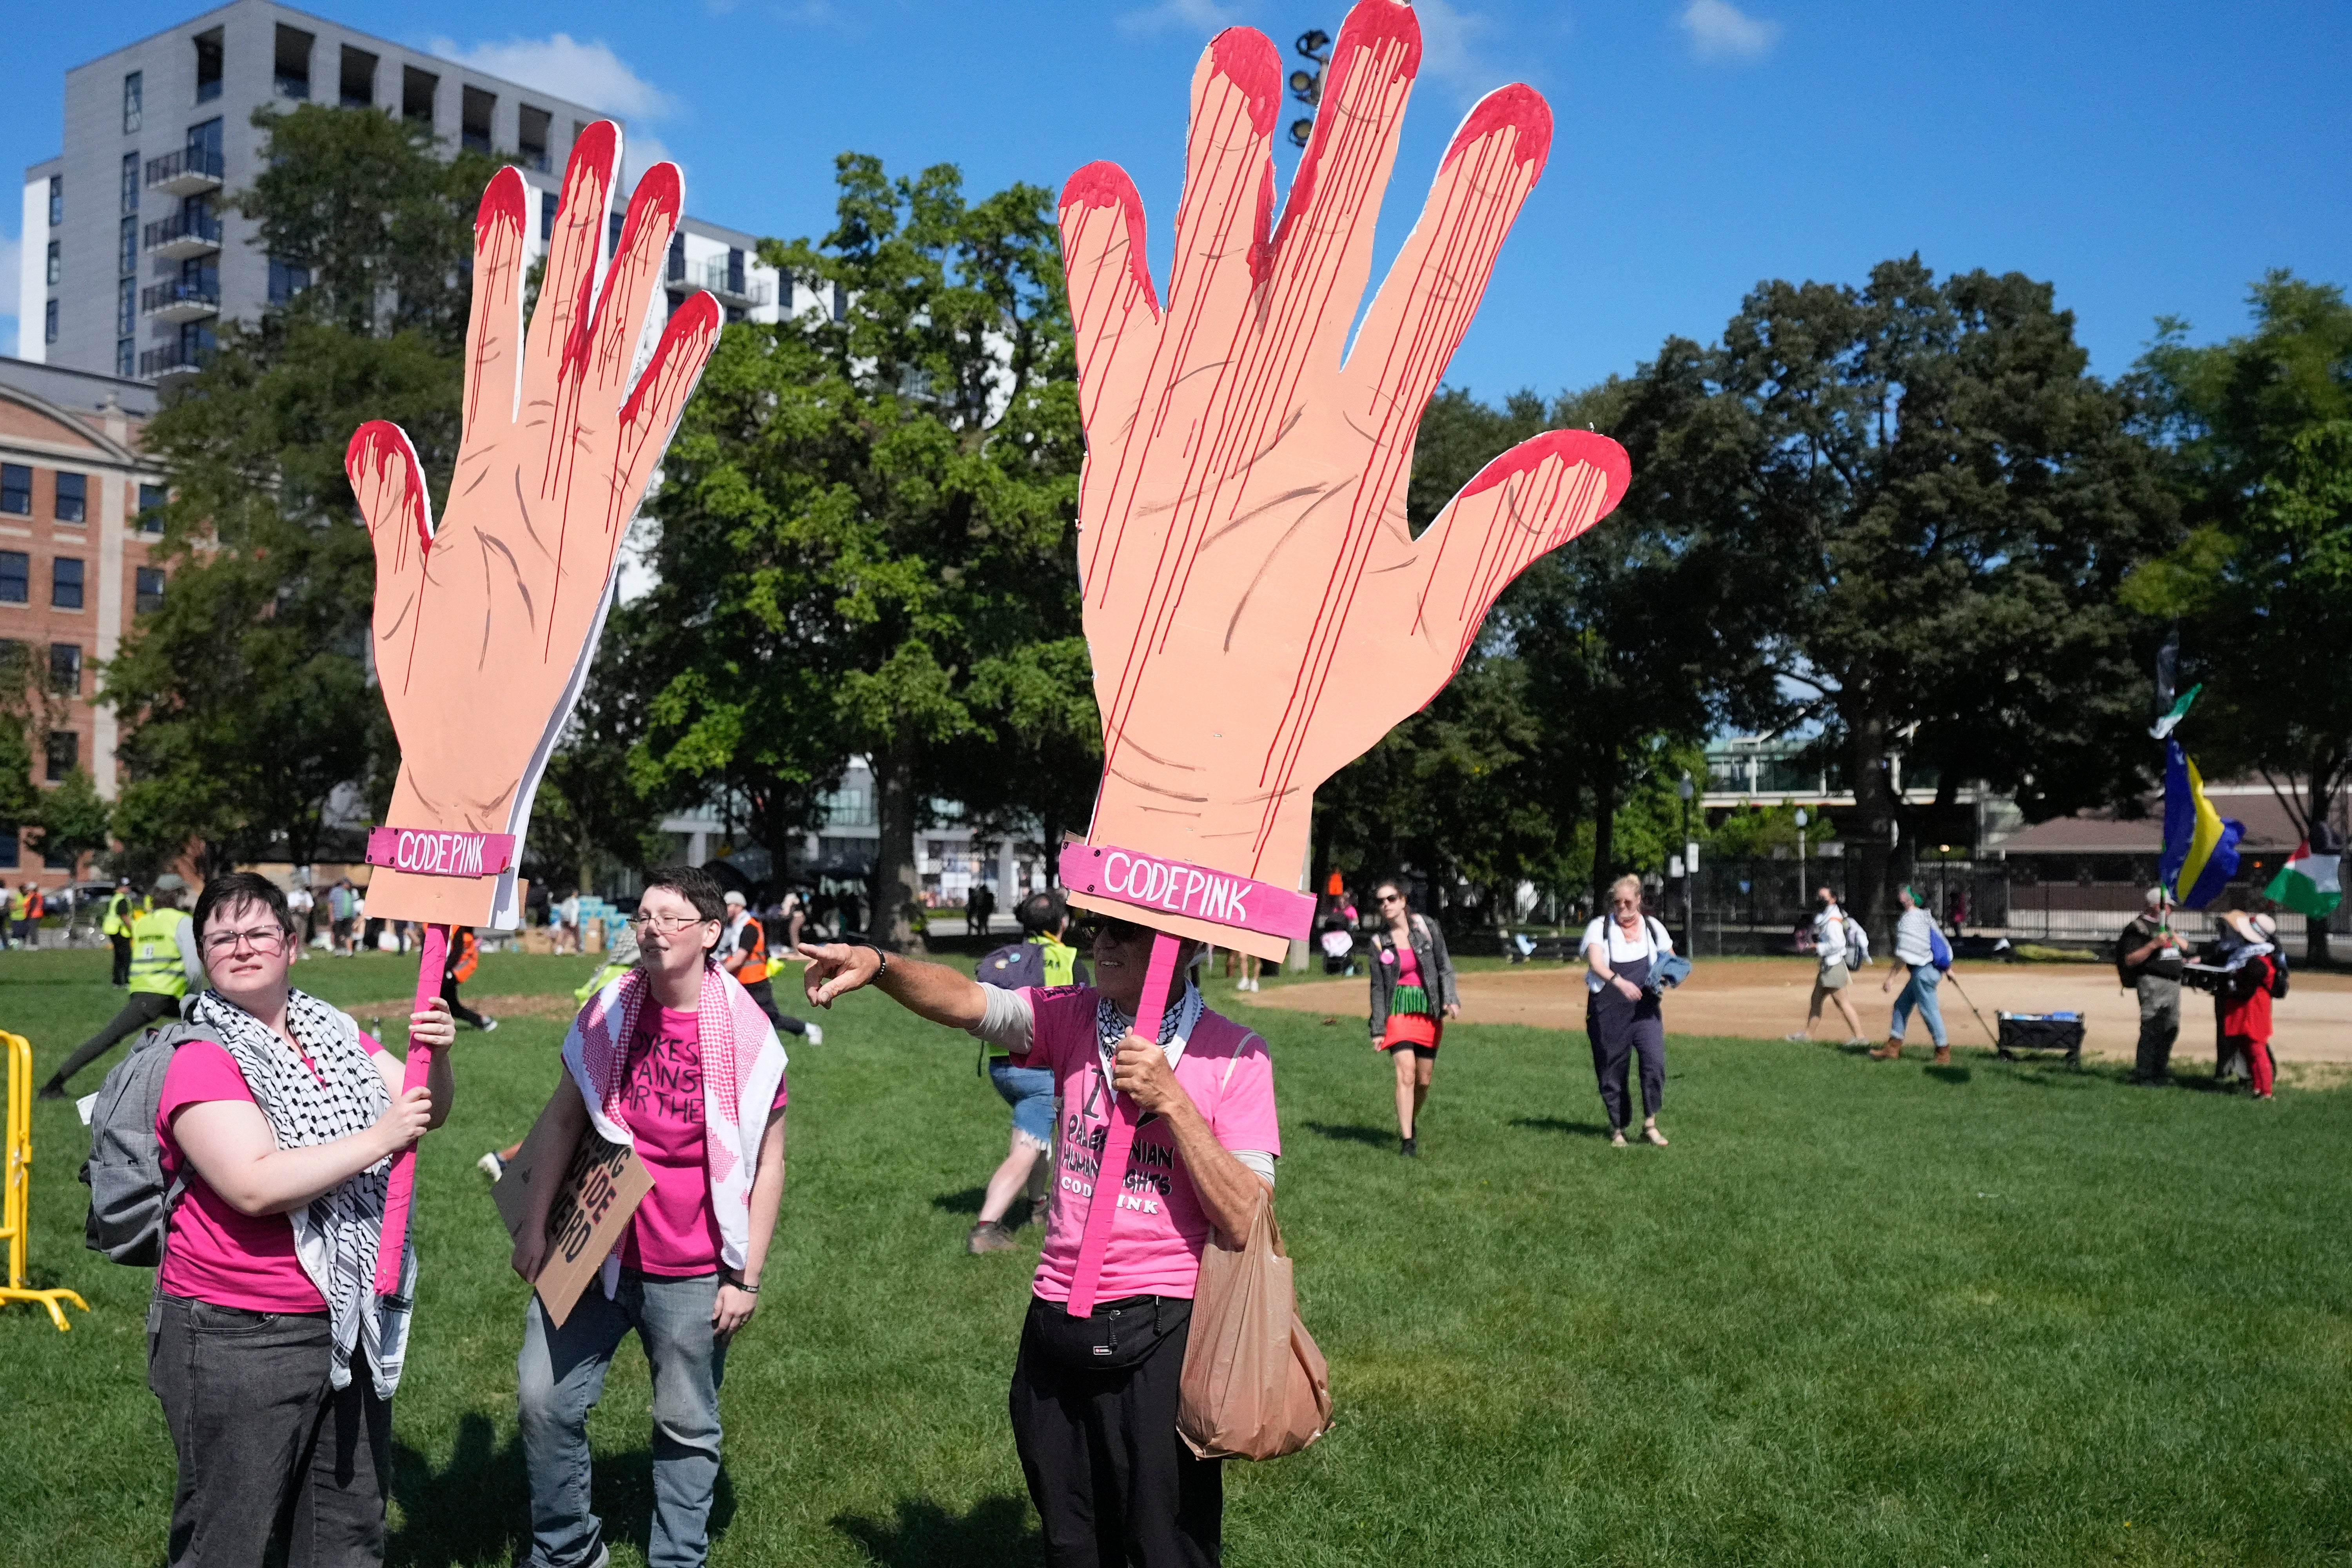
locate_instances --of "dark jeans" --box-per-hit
[740,977,808,1036]
[110,932,133,985]
[1587,986,1666,1129]
[48,988,180,1089]
[148,1293,391,1568]
[1009,1294,1221,1568]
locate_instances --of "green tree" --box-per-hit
[106,105,496,875]
[2129,274,2352,960]
[1642,258,2177,928]
[637,155,1083,951]
[33,768,112,874]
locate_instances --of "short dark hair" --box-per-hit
[640,865,728,959]
[1017,889,1067,936]
[193,871,294,940]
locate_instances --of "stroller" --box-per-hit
[1317,911,1357,975]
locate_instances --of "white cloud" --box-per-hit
[427,33,680,122]
[1117,0,1246,38]
[1413,0,1506,96]
[1679,0,1780,62]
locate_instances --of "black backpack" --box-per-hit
[976,942,1048,991]
[79,1020,207,1265]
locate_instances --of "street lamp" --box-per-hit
[1794,807,1809,911]
[1677,771,1695,949]
[1288,29,1331,148]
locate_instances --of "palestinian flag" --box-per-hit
[2265,828,2343,918]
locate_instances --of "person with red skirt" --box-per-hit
[1368,878,1461,1157]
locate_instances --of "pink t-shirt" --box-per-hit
[617,1005,789,1276]
[157,1032,385,1313]
[1013,987,1280,1304]
[1393,939,1423,989]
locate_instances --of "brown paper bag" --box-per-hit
[492,1104,651,1328]
[1177,1194,1333,1461]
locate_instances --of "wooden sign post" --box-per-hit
[345,122,721,1294]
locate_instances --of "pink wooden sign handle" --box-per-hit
[373,922,447,1296]
[1063,931,1182,1318]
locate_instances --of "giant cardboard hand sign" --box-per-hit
[1056,2,1629,957]
[345,124,720,927]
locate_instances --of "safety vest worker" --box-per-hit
[102,889,132,938]
[727,915,769,985]
[129,904,194,998]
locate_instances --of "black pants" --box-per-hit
[439,971,488,1030]
[1587,984,1666,1130]
[741,977,808,1036]
[110,933,133,985]
[148,1294,392,1568]
[1009,1294,1221,1568]
[47,989,180,1089]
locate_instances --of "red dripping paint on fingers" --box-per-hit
[1441,84,1553,177]
[1060,162,1160,316]
[1208,28,1281,137]
[475,166,528,241]
[620,291,720,432]
[345,420,432,555]
[1272,0,1421,254]
[614,163,682,265]
[1249,162,1277,286]
[1458,429,1630,515]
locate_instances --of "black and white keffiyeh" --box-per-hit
[1095,981,1205,1067]
[187,987,416,1397]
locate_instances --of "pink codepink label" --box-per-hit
[1058,842,1314,941]
[365,827,515,879]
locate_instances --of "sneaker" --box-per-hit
[805,1023,824,1045]
[478,1016,499,1033]
[1399,1134,1417,1157]
[967,1221,1018,1254]
[1782,1032,1810,1042]
[477,1151,506,1181]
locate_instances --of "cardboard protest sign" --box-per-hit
[1054,0,1629,961]
[492,1105,652,1329]
[348,122,721,1291]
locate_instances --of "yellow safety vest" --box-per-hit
[102,893,131,938]
[128,908,190,998]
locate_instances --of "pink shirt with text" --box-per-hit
[618,1004,788,1276]
[157,1032,384,1313]
[1013,987,1280,1304]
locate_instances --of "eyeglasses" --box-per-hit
[630,912,711,933]
[1378,893,1405,905]
[1612,897,1640,909]
[203,926,289,956]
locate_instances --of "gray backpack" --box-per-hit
[79,1020,207,1265]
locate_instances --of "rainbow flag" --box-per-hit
[2159,741,2243,909]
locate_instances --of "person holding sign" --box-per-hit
[510,867,789,1568]
[801,918,1279,1566]
[147,872,456,1567]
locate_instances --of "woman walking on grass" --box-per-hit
[1583,874,1673,1147]
[1368,878,1460,1157]
[147,871,456,1566]
[512,866,790,1568]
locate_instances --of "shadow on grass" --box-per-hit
[932,1187,987,1215]
[832,1492,1038,1567]
[390,1414,736,1568]
[1925,1065,1972,1085]
[1301,1121,1394,1148]
[1510,1116,1612,1138]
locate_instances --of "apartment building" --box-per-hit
[0,356,166,885]
[19,0,797,384]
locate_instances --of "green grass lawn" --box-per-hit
[2,946,2347,1566]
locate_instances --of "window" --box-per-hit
[45,732,78,784]
[45,241,59,286]
[519,105,552,172]
[54,474,85,524]
[0,554,24,603]
[138,484,167,533]
[48,644,80,694]
[541,190,557,243]
[274,25,314,100]
[51,558,83,610]
[121,152,139,214]
[0,468,29,516]
[267,257,310,305]
[120,216,137,275]
[402,66,437,124]
[186,118,223,178]
[117,340,135,378]
[727,248,747,295]
[47,176,61,229]
[0,832,17,870]
[117,278,135,336]
[44,301,58,345]
[194,29,224,103]
[124,71,143,133]
[461,86,496,153]
[135,566,165,613]
[667,232,685,283]
[608,211,623,256]
[339,46,377,109]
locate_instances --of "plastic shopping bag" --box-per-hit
[1177,1193,1333,1460]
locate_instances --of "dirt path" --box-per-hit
[1245,957,2352,1067]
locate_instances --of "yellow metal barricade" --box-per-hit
[1,1031,89,1330]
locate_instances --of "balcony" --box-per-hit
[137,343,207,381]
[144,211,221,261]
[141,279,219,324]
[145,147,224,198]
[666,255,773,309]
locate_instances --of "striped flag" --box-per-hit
[2264,828,2342,918]
[2159,741,2243,909]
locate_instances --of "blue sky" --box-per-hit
[7,0,2347,403]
